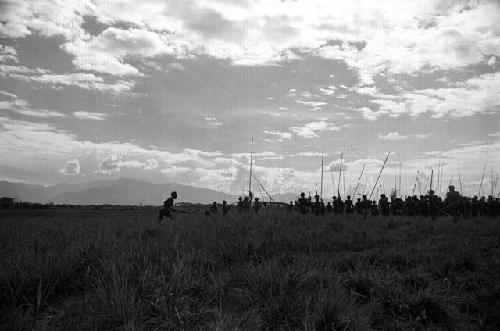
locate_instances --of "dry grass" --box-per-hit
[1,207,499,330]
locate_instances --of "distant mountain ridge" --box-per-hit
[0,178,238,204]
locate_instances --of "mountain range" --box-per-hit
[0,178,297,205]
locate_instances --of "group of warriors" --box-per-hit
[288,185,500,221]
[158,185,500,222]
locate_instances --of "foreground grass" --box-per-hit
[1,208,499,330]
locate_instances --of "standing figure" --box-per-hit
[210,201,218,214]
[158,191,177,223]
[254,197,261,213]
[298,192,309,214]
[222,200,229,216]
[444,185,461,222]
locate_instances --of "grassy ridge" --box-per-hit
[1,208,499,330]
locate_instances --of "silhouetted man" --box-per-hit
[222,200,229,216]
[159,191,177,223]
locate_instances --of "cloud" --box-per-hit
[416,133,433,139]
[0,96,66,118]
[319,86,335,96]
[169,62,185,71]
[0,45,18,63]
[289,120,340,138]
[0,65,49,75]
[10,72,135,93]
[378,132,408,141]
[326,159,348,172]
[488,55,496,67]
[98,155,120,174]
[144,158,160,170]
[354,107,387,121]
[62,27,189,76]
[73,111,108,121]
[263,130,292,141]
[205,117,223,126]
[59,159,80,175]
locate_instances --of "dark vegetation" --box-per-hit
[1,208,499,330]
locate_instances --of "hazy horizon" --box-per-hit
[1,0,500,198]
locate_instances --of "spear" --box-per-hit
[412,171,419,195]
[417,175,422,195]
[429,169,434,191]
[458,164,463,194]
[399,161,402,197]
[252,173,273,203]
[394,161,397,196]
[320,156,324,199]
[343,170,346,198]
[331,171,335,197]
[362,176,368,196]
[478,162,486,196]
[493,173,499,196]
[337,152,343,198]
[248,137,253,196]
[352,164,365,197]
[369,152,390,199]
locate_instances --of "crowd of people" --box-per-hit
[287,185,500,221]
[158,185,500,222]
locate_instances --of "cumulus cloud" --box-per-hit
[144,158,160,170]
[169,62,185,71]
[378,132,408,141]
[263,130,292,141]
[98,155,120,174]
[354,107,387,121]
[59,159,80,175]
[73,111,108,121]
[0,45,18,63]
[0,65,49,75]
[205,117,223,126]
[289,120,341,138]
[62,27,189,76]
[326,159,348,172]
[10,72,135,93]
[0,96,66,118]
[368,71,500,118]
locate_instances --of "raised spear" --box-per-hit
[249,137,253,196]
[337,152,343,198]
[430,169,434,191]
[458,164,463,194]
[353,164,365,197]
[369,152,390,199]
[320,156,324,199]
[478,162,486,196]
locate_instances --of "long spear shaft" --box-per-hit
[320,156,324,199]
[412,172,418,195]
[394,161,397,195]
[478,162,486,196]
[337,153,343,197]
[369,153,390,199]
[430,169,434,191]
[252,173,273,203]
[331,171,335,197]
[343,170,346,197]
[353,164,365,197]
[399,162,402,197]
[458,165,463,194]
[249,137,253,195]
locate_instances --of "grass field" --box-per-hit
[1,207,499,330]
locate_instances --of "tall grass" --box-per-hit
[1,208,499,330]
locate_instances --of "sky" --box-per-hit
[1,0,500,198]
